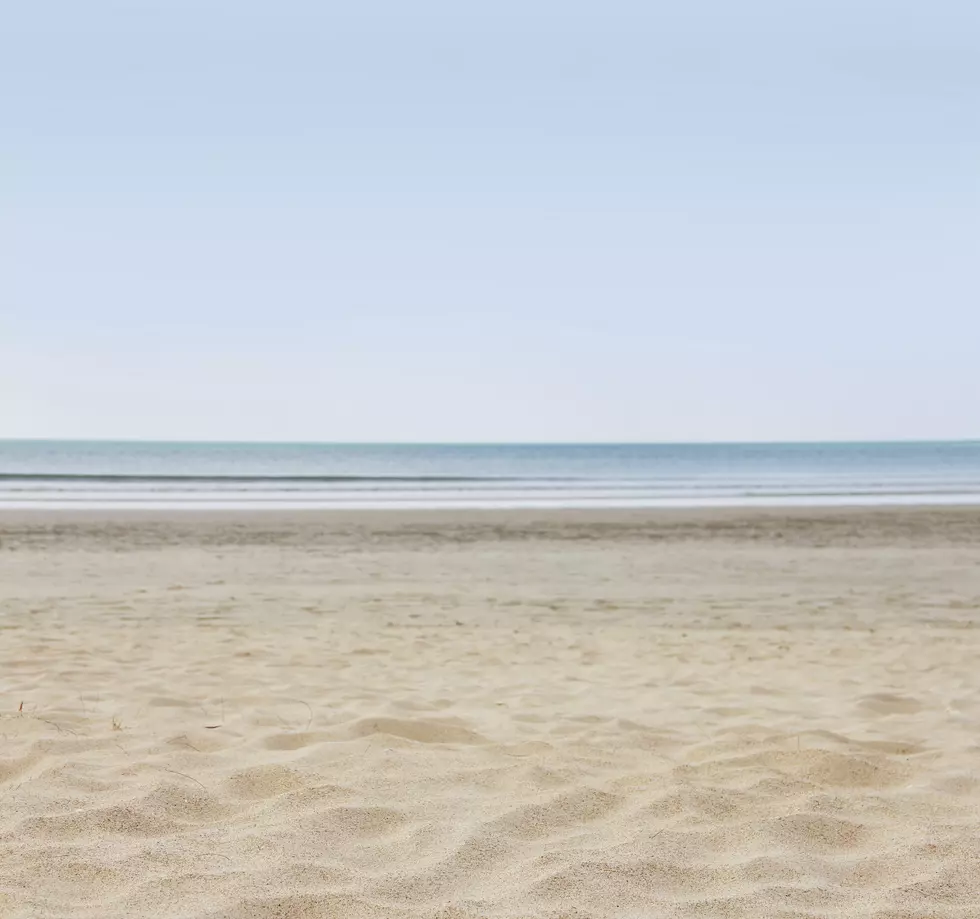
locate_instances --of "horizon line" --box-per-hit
[2,438,979,448]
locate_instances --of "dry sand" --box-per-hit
[1,507,980,918]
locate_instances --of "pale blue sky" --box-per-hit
[3,1,978,442]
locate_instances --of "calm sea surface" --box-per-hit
[1,441,979,509]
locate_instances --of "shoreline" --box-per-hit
[4,494,980,513]
[6,501,980,518]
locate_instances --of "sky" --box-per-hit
[2,0,978,443]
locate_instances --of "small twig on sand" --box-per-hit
[281,698,314,732]
[157,767,208,792]
[169,734,202,753]
[40,718,79,736]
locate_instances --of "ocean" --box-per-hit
[1,440,979,510]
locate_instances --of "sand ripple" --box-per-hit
[3,712,979,918]
[2,509,980,917]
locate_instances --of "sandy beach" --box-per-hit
[2,507,979,918]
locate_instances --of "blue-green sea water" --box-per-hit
[1,441,979,509]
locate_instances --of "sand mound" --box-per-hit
[3,715,979,918]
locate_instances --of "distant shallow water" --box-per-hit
[2,441,979,509]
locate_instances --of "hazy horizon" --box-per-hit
[2,437,979,448]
